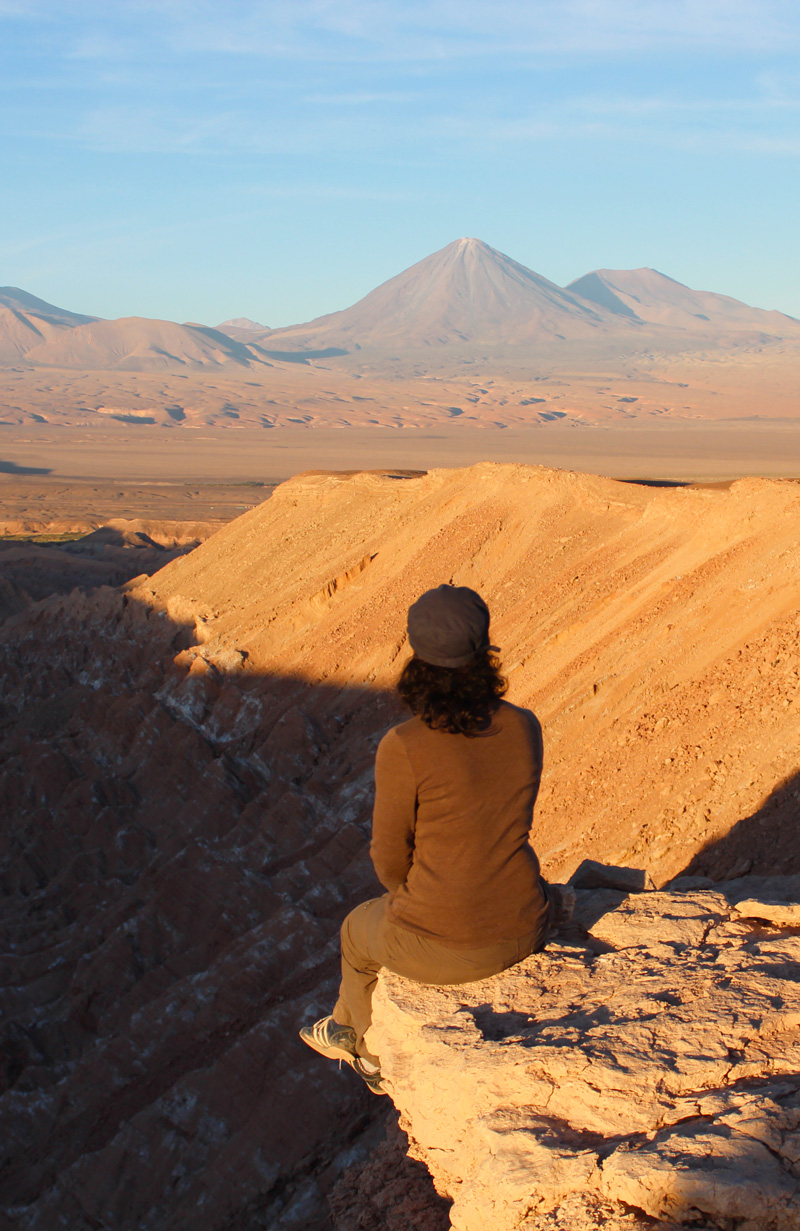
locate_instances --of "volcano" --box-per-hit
[258,237,629,356]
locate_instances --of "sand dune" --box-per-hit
[144,463,800,886]
[2,348,800,435]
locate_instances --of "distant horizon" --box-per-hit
[2,2,800,324]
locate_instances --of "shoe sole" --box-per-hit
[351,1062,387,1096]
[299,1027,386,1095]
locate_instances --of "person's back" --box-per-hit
[372,701,546,947]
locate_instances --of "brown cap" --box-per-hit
[407,585,498,668]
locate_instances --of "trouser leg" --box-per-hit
[331,896,387,1064]
[330,892,550,1065]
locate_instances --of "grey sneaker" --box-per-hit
[299,1016,358,1062]
[299,1016,386,1095]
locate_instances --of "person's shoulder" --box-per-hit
[496,699,539,724]
[495,700,542,740]
[377,715,423,750]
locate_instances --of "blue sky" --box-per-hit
[2,0,800,326]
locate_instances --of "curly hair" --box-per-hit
[397,650,507,736]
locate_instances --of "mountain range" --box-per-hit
[2,238,798,375]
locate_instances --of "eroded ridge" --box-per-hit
[370,876,800,1231]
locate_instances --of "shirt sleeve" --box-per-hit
[370,727,418,893]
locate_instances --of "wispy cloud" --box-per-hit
[5,0,800,62]
[0,0,44,13]
[301,91,420,105]
[149,0,800,59]
[54,77,800,161]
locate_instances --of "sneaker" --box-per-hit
[299,1016,358,1062]
[299,1016,386,1095]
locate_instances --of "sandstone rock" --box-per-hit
[585,889,727,950]
[568,859,655,894]
[733,897,800,926]
[369,878,800,1230]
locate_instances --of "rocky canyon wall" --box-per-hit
[0,588,399,1228]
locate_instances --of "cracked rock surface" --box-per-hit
[369,876,800,1231]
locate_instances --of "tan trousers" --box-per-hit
[332,894,550,1064]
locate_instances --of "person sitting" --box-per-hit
[300,584,551,1094]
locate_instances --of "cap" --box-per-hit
[407,585,498,668]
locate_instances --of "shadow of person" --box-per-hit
[675,769,800,881]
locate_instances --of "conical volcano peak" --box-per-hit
[264,237,612,355]
[442,236,520,267]
[454,236,487,250]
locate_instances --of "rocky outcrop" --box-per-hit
[329,1116,452,1231]
[369,875,800,1230]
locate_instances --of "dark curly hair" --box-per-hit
[397,650,507,736]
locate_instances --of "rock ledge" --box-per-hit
[369,876,800,1231]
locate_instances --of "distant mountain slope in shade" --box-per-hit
[262,237,627,354]
[0,286,97,327]
[568,268,800,334]
[22,317,266,372]
[0,288,101,365]
[0,306,74,365]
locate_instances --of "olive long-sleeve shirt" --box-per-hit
[370,700,548,948]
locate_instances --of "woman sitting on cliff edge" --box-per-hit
[300,584,552,1094]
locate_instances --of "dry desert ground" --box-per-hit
[3,419,800,535]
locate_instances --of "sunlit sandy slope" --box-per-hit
[144,463,800,887]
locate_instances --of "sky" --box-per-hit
[2,0,800,326]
